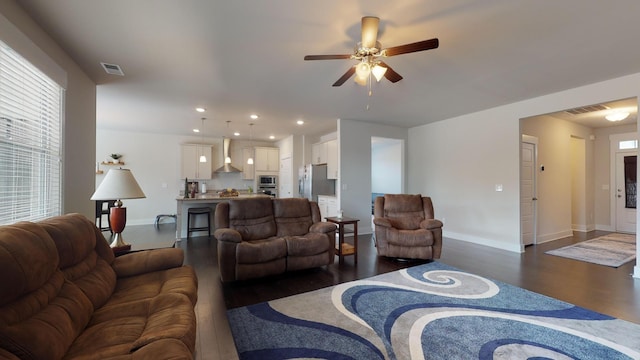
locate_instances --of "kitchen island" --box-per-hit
[175,193,271,240]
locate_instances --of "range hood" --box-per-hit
[214,137,241,173]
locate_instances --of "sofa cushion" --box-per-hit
[285,233,331,257]
[65,293,196,358]
[228,198,277,240]
[107,266,198,307]
[39,213,117,310]
[273,198,314,236]
[236,237,287,264]
[0,224,93,360]
[384,194,425,230]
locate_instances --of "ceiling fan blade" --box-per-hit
[361,16,380,48]
[384,38,439,57]
[332,67,356,87]
[304,54,352,60]
[378,61,403,83]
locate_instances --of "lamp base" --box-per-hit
[109,232,130,248]
[108,206,129,248]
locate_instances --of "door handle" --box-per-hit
[532,197,537,201]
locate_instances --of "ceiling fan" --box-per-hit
[304,16,439,87]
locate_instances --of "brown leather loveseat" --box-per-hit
[214,197,336,282]
[0,213,198,359]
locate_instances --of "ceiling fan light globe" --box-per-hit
[355,62,371,78]
[372,64,387,82]
[354,75,367,86]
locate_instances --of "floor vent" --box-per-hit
[564,104,609,115]
[100,62,124,76]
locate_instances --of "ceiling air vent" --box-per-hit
[564,104,609,115]
[100,62,124,76]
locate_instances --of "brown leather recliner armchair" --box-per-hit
[373,194,443,260]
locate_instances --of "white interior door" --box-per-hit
[615,153,637,233]
[279,156,292,198]
[521,140,537,245]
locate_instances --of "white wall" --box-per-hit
[96,128,274,224]
[338,119,407,234]
[371,139,402,194]
[0,2,97,219]
[409,72,640,258]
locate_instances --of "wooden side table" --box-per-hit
[325,216,360,265]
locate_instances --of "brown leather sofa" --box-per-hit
[0,213,198,359]
[214,197,336,282]
[373,194,443,260]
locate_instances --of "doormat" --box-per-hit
[545,233,636,267]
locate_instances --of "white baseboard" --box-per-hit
[571,223,595,232]
[595,224,615,232]
[443,231,523,253]
[536,230,573,244]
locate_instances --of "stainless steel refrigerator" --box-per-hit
[298,164,335,202]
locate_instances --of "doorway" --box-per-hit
[521,135,537,246]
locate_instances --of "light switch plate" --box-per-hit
[495,184,503,192]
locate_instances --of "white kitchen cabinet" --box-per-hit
[181,144,212,179]
[312,142,327,165]
[242,147,254,180]
[326,139,338,179]
[255,147,279,172]
[318,195,339,220]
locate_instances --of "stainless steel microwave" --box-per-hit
[258,175,277,185]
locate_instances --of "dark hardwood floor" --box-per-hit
[121,224,640,360]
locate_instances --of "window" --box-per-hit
[0,40,63,225]
[619,140,638,150]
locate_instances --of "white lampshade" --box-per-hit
[372,64,387,82]
[91,168,146,201]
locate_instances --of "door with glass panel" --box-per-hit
[615,153,637,233]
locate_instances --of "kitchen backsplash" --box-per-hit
[180,173,254,193]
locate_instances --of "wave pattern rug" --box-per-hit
[545,233,636,267]
[227,262,640,359]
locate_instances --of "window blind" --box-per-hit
[0,40,63,225]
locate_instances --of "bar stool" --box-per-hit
[187,207,211,239]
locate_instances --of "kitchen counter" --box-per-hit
[175,193,270,239]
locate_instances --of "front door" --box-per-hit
[615,153,637,233]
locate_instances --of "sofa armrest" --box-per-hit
[421,219,443,230]
[310,222,336,234]
[213,228,242,243]
[113,248,184,278]
[373,217,392,228]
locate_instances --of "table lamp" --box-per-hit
[91,168,146,248]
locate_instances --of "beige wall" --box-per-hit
[0,1,97,219]
[521,115,595,242]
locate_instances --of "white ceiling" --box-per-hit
[15,0,640,142]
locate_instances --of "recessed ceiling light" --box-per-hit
[196,107,206,113]
[297,120,304,125]
[269,135,275,140]
[250,114,259,120]
[193,129,200,133]
[605,111,630,121]
[234,132,240,136]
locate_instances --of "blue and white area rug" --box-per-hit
[227,262,640,359]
